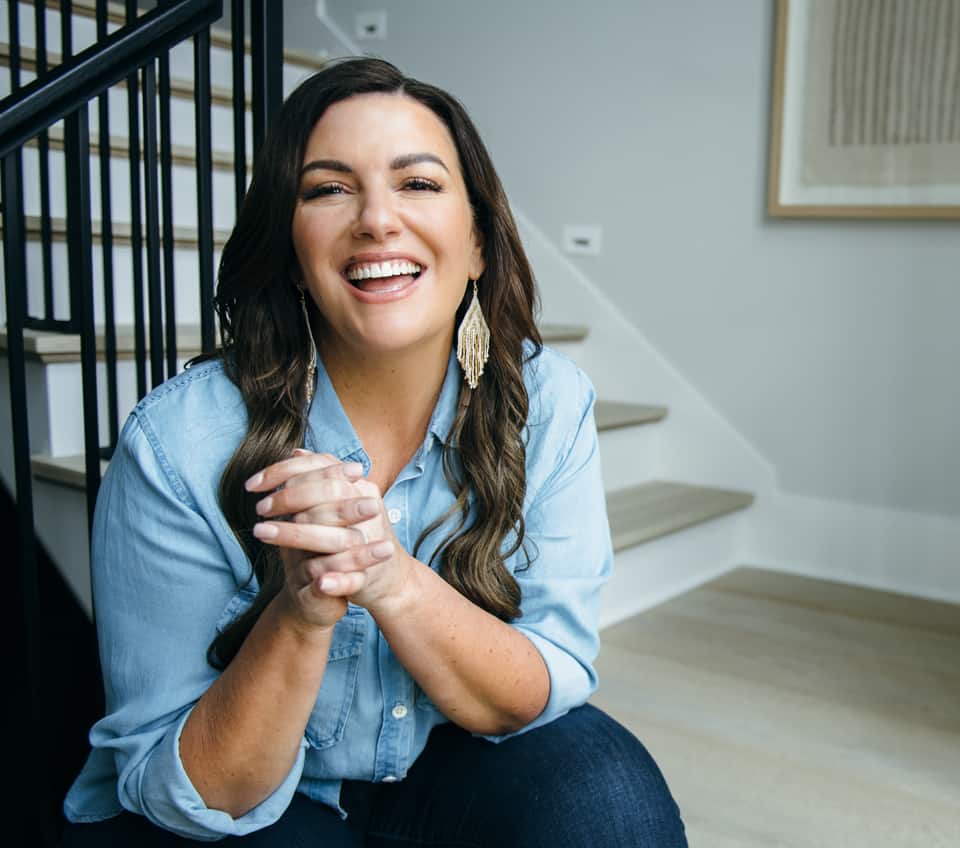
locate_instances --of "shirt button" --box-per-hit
[391,704,408,720]
[382,775,398,783]
[387,508,402,524]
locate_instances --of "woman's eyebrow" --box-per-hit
[390,152,450,173]
[300,152,450,176]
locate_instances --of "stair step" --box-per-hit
[2,323,591,363]
[34,0,325,71]
[606,481,754,551]
[31,453,109,489]
[6,214,232,249]
[32,459,754,553]
[25,123,251,174]
[0,43,250,109]
[594,400,666,432]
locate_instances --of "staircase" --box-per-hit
[0,0,756,628]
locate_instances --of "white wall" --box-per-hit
[284,0,960,522]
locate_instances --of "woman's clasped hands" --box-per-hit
[246,448,408,629]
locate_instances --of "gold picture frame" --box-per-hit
[768,0,960,219]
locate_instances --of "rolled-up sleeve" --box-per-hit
[478,367,613,743]
[87,413,305,840]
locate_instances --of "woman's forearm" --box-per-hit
[179,594,334,818]
[368,553,550,735]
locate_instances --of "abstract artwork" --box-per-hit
[768,0,960,218]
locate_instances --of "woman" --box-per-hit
[62,58,687,846]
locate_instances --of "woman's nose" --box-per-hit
[352,187,402,241]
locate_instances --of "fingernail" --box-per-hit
[371,540,393,558]
[293,448,311,456]
[252,523,278,540]
[343,462,364,478]
[245,472,264,490]
[255,496,272,516]
[357,498,379,517]
[320,574,337,591]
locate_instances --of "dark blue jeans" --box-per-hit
[61,704,688,846]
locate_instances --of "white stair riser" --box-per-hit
[20,143,239,232]
[30,355,193,457]
[599,514,746,630]
[598,425,658,491]
[0,239,224,327]
[0,1,317,97]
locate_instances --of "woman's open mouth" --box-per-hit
[343,259,424,300]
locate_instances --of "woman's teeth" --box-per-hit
[345,260,422,281]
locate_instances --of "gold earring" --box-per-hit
[299,287,318,408]
[456,279,490,389]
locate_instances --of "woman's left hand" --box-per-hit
[248,449,413,611]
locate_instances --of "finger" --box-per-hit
[281,497,381,526]
[252,520,367,553]
[302,540,394,576]
[245,454,363,492]
[317,570,367,597]
[255,479,371,518]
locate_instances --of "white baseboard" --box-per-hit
[742,488,960,606]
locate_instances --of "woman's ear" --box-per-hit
[468,226,485,281]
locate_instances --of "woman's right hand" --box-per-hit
[245,452,386,632]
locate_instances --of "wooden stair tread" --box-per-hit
[24,124,251,173]
[2,323,590,362]
[31,453,109,488]
[4,214,232,250]
[1,43,252,110]
[606,481,754,551]
[595,400,667,431]
[35,0,325,70]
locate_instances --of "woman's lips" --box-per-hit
[343,271,423,303]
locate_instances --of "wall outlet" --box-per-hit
[355,11,388,39]
[563,225,603,256]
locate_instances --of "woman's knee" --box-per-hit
[497,704,688,847]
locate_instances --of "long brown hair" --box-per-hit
[200,57,542,669]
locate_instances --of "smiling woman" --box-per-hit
[60,58,688,846]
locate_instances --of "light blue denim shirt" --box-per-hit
[63,341,614,841]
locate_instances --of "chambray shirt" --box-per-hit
[63,341,614,841]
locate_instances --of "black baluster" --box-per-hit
[250,0,282,156]
[7,0,19,92]
[35,0,55,323]
[96,0,119,452]
[64,105,102,526]
[126,1,146,399]
[231,0,246,212]
[194,26,215,352]
[142,62,164,388]
[61,0,73,60]
[3,148,54,845]
[159,53,177,378]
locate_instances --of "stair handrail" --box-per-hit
[0,0,222,158]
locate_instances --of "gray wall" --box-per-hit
[284,0,960,519]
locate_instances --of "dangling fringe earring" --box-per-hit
[299,287,318,408]
[457,279,490,389]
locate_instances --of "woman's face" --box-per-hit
[291,92,485,359]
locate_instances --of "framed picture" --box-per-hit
[768,0,960,219]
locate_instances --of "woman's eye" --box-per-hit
[403,178,441,192]
[301,183,346,200]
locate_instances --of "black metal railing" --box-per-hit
[0,1,283,841]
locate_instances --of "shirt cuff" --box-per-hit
[132,705,308,841]
[472,626,597,744]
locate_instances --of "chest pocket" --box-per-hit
[215,589,366,750]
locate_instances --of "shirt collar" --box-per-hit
[305,343,462,460]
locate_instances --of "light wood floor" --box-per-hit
[590,567,960,847]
